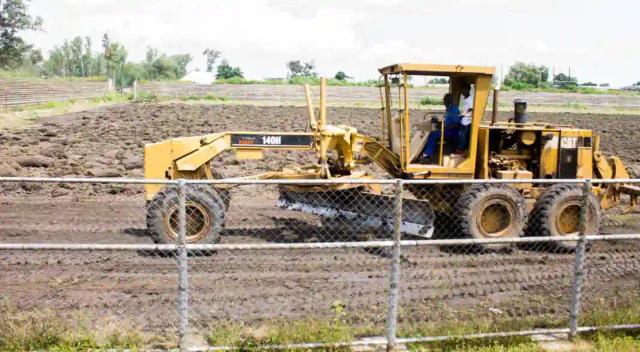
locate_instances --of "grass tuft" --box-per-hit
[420,96,442,106]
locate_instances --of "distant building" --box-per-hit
[180,71,217,84]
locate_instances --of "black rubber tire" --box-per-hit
[216,187,231,210]
[456,184,527,251]
[146,185,225,244]
[211,169,231,210]
[527,184,601,251]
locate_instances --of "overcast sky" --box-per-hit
[22,0,639,87]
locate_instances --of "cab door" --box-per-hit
[558,131,579,179]
[539,131,559,178]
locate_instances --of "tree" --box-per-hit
[503,62,549,89]
[334,71,350,81]
[142,47,192,80]
[70,36,85,76]
[636,81,640,86]
[286,59,316,78]
[203,48,221,72]
[216,59,243,79]
[41,36,193,86]
[104,42,127,87]
[553,73,578,89]
[170,53,192,77]
[27,48,41,64]
[43,36,106,77]
[102,33,111,78]
[0,0,43,69]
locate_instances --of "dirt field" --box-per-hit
[1,102,640,181]
[1,103,640,345]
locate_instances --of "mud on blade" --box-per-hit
[277,187,435,238]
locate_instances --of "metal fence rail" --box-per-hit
[1,176,640,351]
[137,82,640,109]
[3,77,640,109]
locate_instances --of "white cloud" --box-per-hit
[20,0,640,86]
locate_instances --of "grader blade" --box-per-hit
[278,188,435,238]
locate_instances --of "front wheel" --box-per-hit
[527,184,601,251]
[146,185,226,244]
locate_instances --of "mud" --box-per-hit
[1,103,639,183]
[1,103,640,342]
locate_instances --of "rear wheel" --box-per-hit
[146,185,225,244]
[528,184,601,251]
[457,184,527,251]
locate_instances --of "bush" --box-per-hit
[503,62,548,88]
[216,59,243,80]
[215,77,260,84]
[288,76,321,85]
[504,81,536,90]
[420,96,441,105]
[428,77,448,84]
[130,92,157,102]
[179,94,227,102]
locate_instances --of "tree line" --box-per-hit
[0,1,356,87]
[502,62,605,90]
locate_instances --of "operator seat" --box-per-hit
[409,120,433,162]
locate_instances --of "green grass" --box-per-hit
[2,296,640,351]
[0,70,107,82]
[6,93,129,113]
[420,96,443,106]
[501,84,635,96]
[212,76,381,87]
[208,302,358,349]
[179,94,229,102]
[203,293,640,351]
[215,77,264,85]
[0,301,149,351]
[208,318,355,350]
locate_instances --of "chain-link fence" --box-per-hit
[136,82,640,109]
[1,177,640,351]
[0,78,109,109]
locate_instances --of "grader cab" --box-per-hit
[143,63,638,249]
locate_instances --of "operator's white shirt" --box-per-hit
[461,95,473,126]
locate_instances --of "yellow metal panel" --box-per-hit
[144,141,173,201]
[176,135,230,171]
[171,133,224,159]
[235,149,264,160]
[405,164,475,175]
[476,128,489,179]
[577,130,593,179]
[463,74,492,176]
[540,131,559,178]
[379,63,495,76]
[401,74,410,168]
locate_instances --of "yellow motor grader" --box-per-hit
[144,63,638,249]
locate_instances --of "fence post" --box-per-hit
[386,179,402,351]
[177,179,190,351]
[133,80,138,100]
[569,179,591,338]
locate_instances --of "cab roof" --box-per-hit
[378,63,495,76]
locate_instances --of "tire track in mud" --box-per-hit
[4,242,637,327]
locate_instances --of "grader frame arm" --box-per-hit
[143,77,407,201]
[144,131,319,200]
